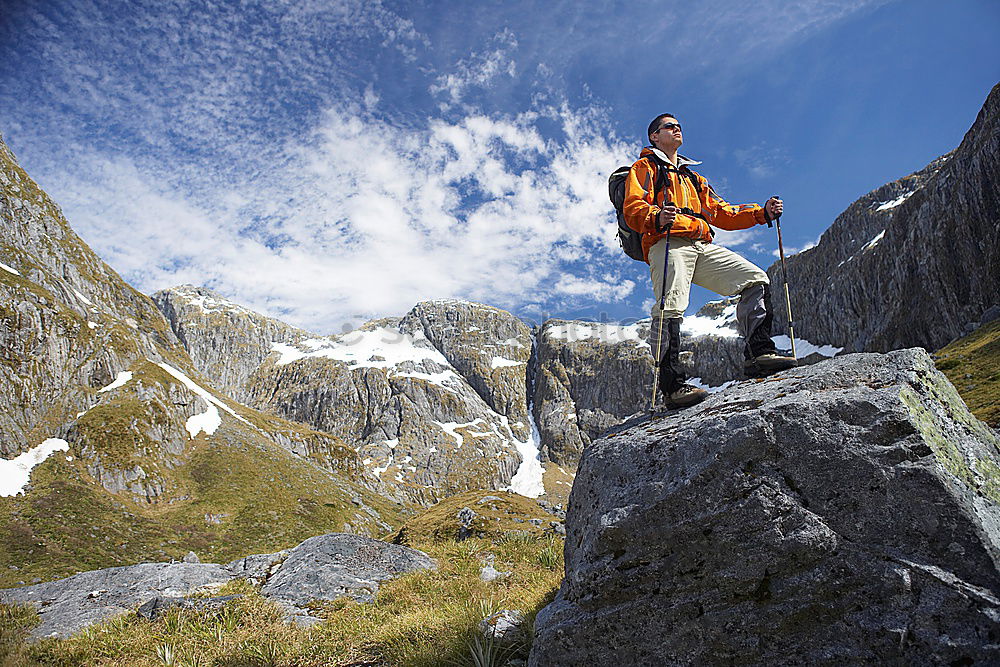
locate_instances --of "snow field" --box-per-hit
[0,439,69,497]
[156,362,251,437]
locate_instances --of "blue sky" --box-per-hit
[1,0,997,334]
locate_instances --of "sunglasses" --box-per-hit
[656,122,682,133]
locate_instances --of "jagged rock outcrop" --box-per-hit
[244,315,529,504]
[0,532,434,639]
[153,284,312,404]
[531,308,749,468]
[0,134,185,457]
[400,299,534,442]
[530,349,1000,665]
[767,82,1000,353]
[153,293,540,504]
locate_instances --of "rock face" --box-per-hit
[532,312,748,467]
[0,134,184,458]
[243,312,529,503]
[0,533,434,639]
[156,285,766,477]
[767,82,1000,353]
[531,349,1000,665]
[400,300,534,443]
[153,285,312,404]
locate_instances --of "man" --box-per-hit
[623,112,796,408]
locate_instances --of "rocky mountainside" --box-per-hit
[0,135,403,589]
[153,285,313,404]
[531,349,1000,665]
[243,303,535,505]
[0,136,185,457]
[155,287,779,479]
[767,82,1000,353]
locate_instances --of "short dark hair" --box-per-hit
[647,113,677,141]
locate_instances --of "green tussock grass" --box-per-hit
[0,431,404,588]
[2,533,564,667]
[392,490,556,545]
[934,319,1000,427]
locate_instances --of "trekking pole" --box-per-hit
[766,196,797,359]
[650,220,673,410]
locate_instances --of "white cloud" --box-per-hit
[57,100,633,333]
[2,0,890,332]
[773,235,820,258]
[430,30,519,106]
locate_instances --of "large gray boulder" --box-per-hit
[258,533,436,625]
[530,349,1000,665]
[0,533,434,639]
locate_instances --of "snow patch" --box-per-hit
[771,335,843,358]
[681,303,740,339]
[0,262,21,276]
[434,420,485,449]
[272,328,462,389]
[545,322,647,348]
[491,356,524,368]
[506,408,545,498]
[185,405,222,438]
[0,439,69,497]
[72,288,94,306]
[875,191,914,211]
[687,377,737,393]
[861,229,886,251]
[98,371,133,393]
[156,362,250,436]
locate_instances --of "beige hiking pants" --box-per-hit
[648,237,769,319]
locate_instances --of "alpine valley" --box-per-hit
[1,85,998,665]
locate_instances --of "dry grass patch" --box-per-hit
[3,533,563,667]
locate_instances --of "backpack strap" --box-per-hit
[645,155,707,221]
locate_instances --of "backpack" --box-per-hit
[608,155,706,261]
[609,159,653,261]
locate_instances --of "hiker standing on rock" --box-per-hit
[623,113,796,408]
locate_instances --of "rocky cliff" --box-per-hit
[155,286,771,480]
[531,310,753,468]
[153,284,312,405]
[530,349,1000,665]
[243,308,532,504]
[0,135,185,458]
[767,82,1000,353]
[0,135,403,588]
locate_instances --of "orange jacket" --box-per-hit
[623,147,768,263]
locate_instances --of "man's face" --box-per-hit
[651,117,683,151]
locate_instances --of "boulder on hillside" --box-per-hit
[530,349,1000,665]
[0,533,434,640]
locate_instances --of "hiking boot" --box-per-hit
[745,352,797,377]
[666,383,708,408]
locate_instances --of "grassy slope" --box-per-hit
[1,518,563,667]
[0,360,407,589]
[934,319,1000,428]
[391,489,558,545]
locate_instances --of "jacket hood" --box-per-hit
[639,146,702,167]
